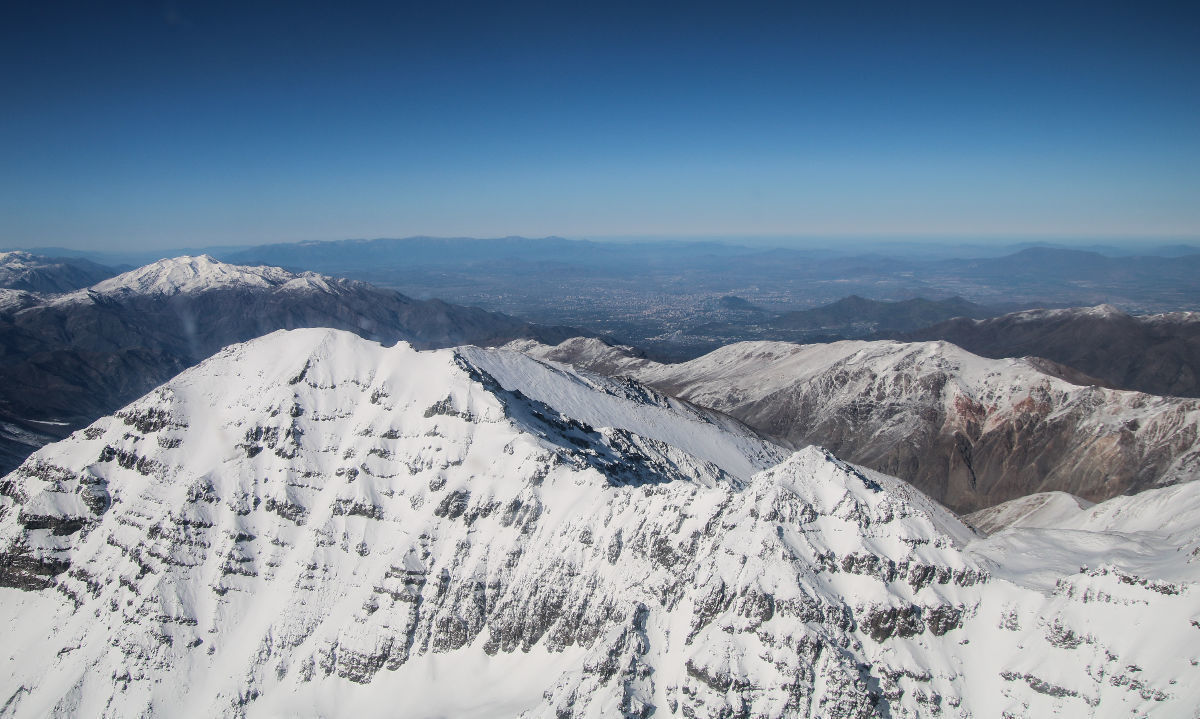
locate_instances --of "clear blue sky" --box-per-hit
[2,0,1198,250]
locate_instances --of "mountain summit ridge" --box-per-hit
[512,336,1200,512]
[76,254,299,298]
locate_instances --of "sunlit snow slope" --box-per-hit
[1,329,1197,717]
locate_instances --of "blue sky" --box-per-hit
[2,0,1198,250]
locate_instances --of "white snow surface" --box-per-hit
[0,252,45,272]
[966,492,1096,535]
[50,255,335,303]
[960,303,1200,326]
[1,329,1198,717]
[970,479,1200,600]
[0,289,40,313]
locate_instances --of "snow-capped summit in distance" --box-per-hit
[71,254,303,298]
[0,256,590,477]
[1,328,1196,717]
[511,336,1200,513]
[52,254,384,302]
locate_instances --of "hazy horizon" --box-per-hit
[9,232,1200,265]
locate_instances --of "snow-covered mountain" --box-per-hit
[964,491,1097,535]
[63,254,300,298]
[0,252,117,295]
[901,304,1200,398]
[1,329,1196,717]
[511,337,1200,513]
[0,256,587,476]
[0,290,40,314]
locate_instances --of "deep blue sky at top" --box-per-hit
[2,0,1198,250]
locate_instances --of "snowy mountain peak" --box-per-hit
[1000,303,1131,325]
[965,491,1096,534]
[0,250,37,268]
[2,329,1198,717]
[83,255,301,297]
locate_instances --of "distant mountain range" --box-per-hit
[772,295,998,333]
[222,240,1200,308]
[0,255,588,476]
[684,297,1200,401]
[11,239,1199,358]
[216,239,1200,354]
[901,304,1200,397]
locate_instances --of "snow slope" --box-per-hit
[49,254,331,303]
[101,253,284,291]
[969,482,1200,581]
[965,491,1096,535]
[1,329,1197,717]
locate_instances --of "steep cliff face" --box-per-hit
[1,329,1196,718]
[514,338,1200,513]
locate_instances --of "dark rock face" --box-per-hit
[900,306,1200,398]
[0,258,589,475]
[683,354,1200,513]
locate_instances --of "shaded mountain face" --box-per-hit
[900,304,1200,398]
[0,256,587,476]
[512,338,1200,514]
[772,295,997,334]
[2,328,1196,717]
[0,252,117,294]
